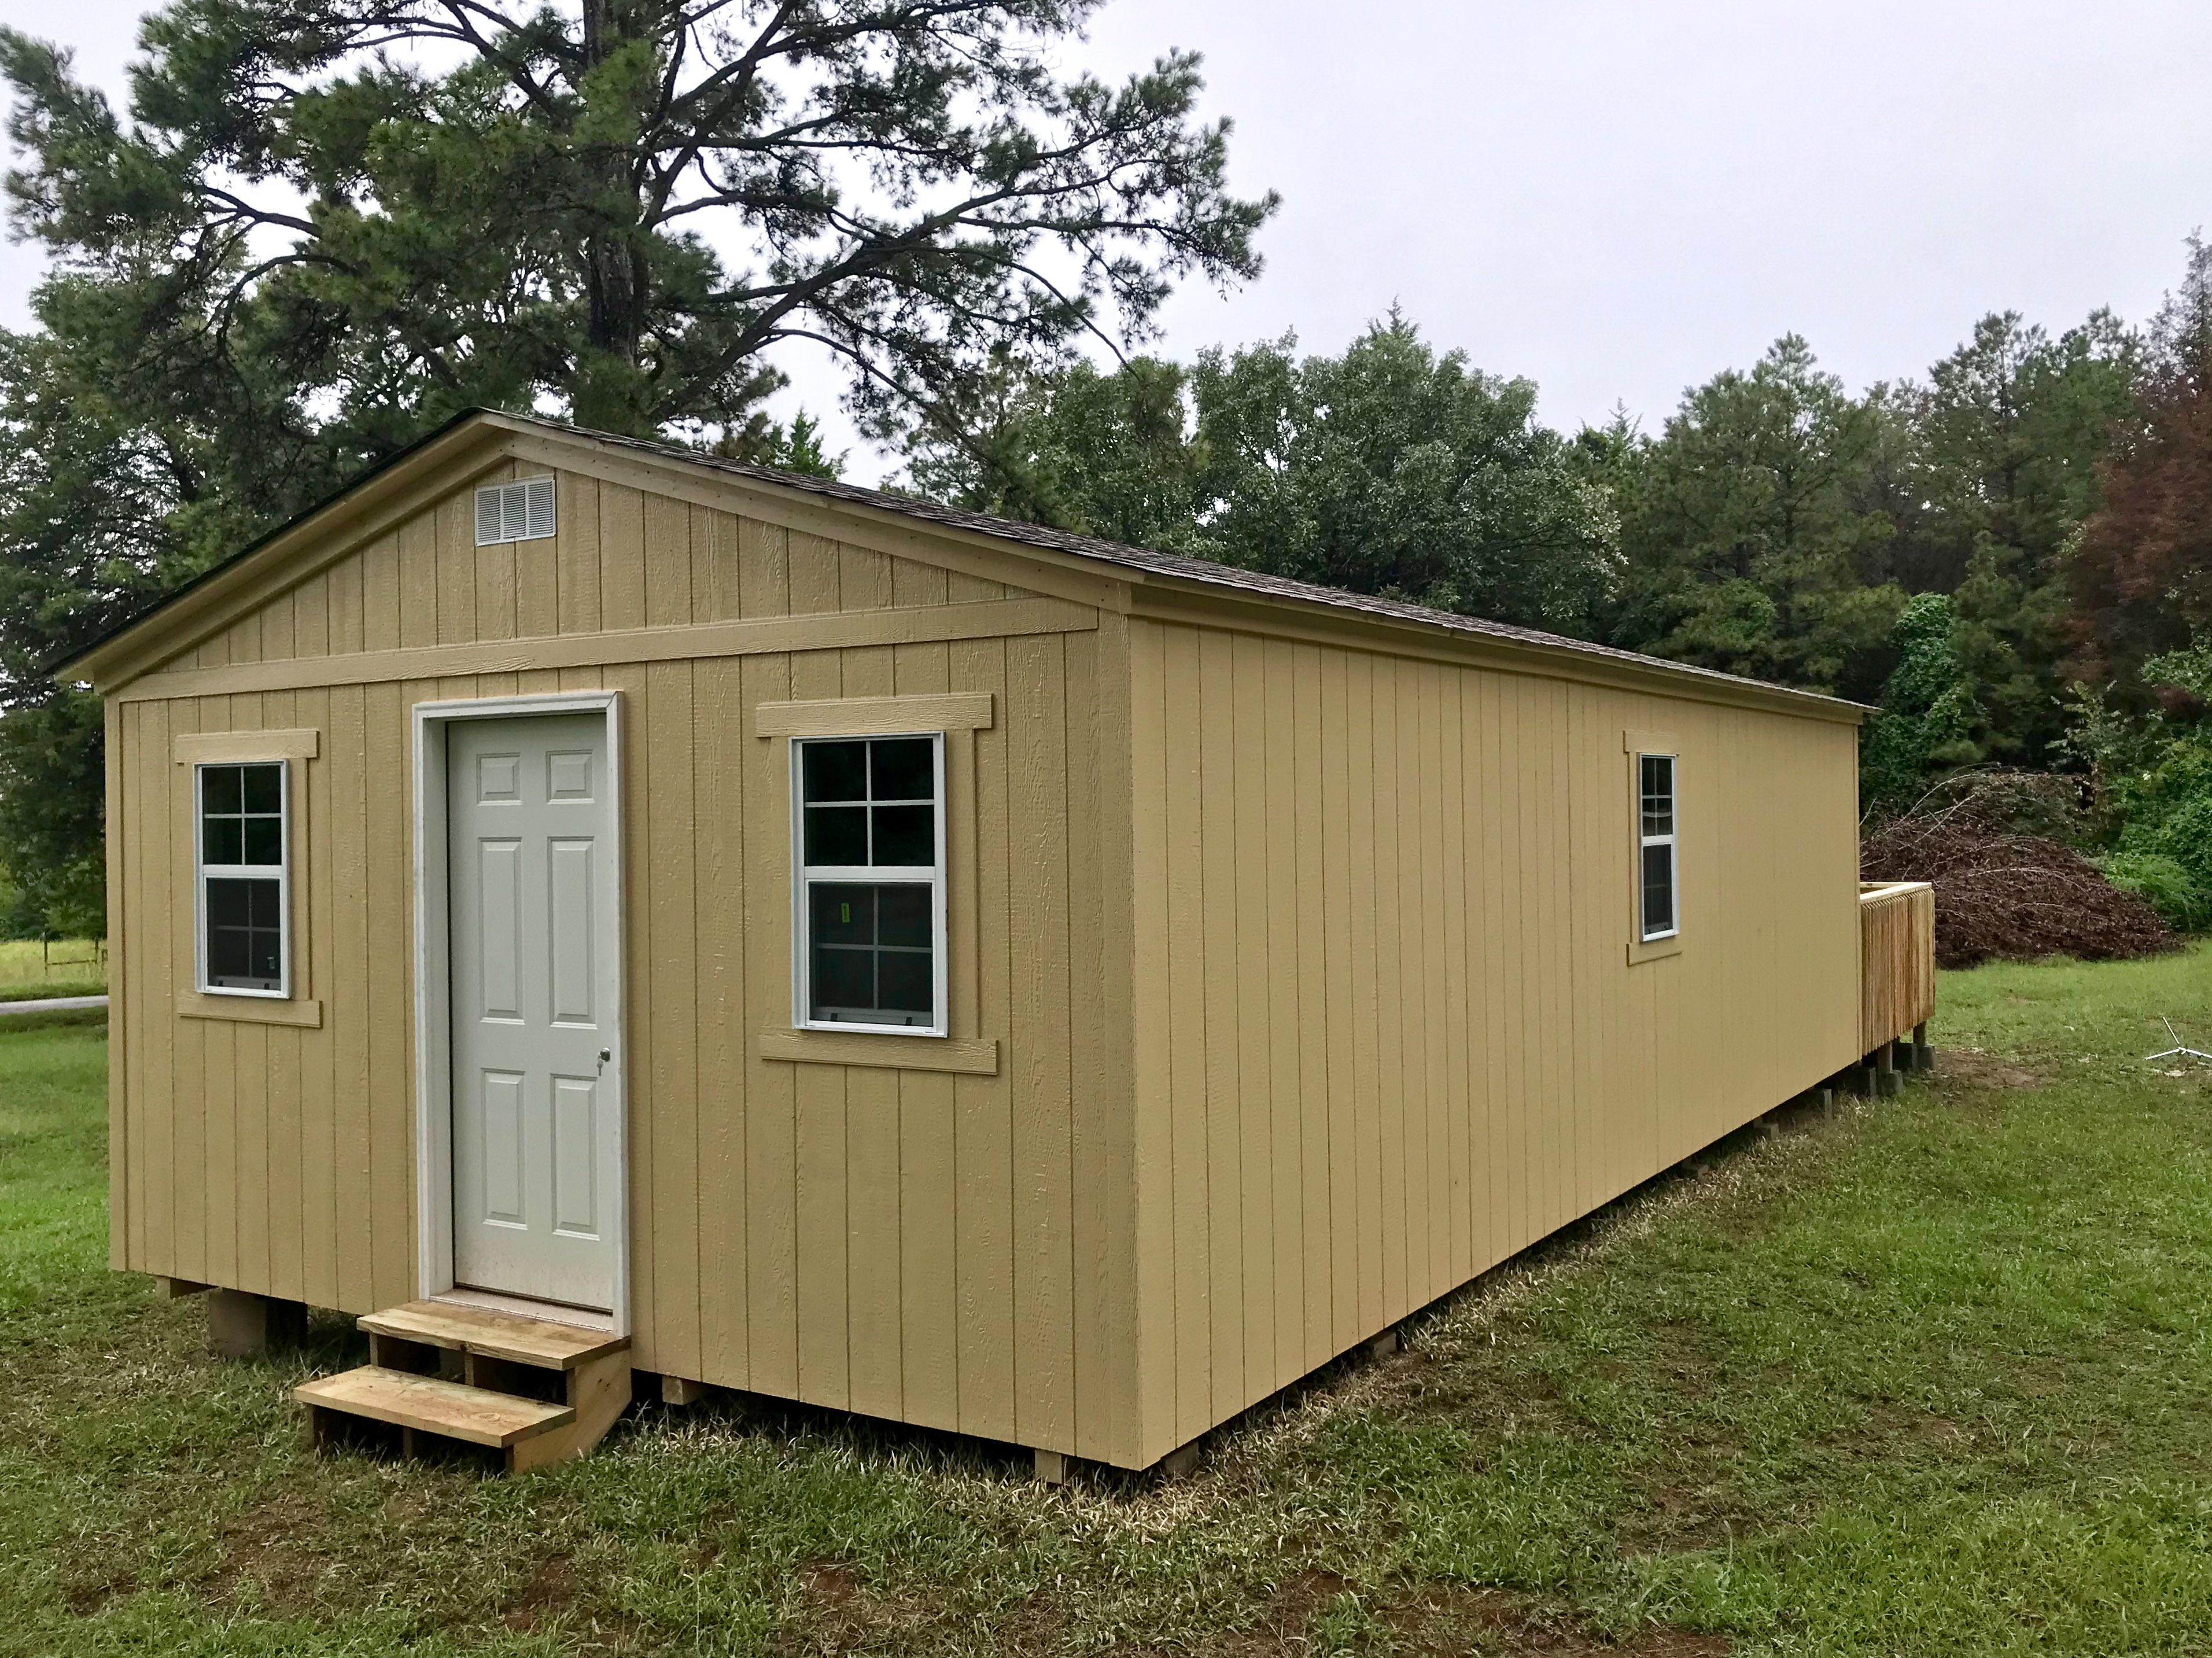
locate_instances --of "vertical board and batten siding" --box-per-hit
[1125,616,1860,1464]
[102,422,1864,1474]
[106,456,1144,1467]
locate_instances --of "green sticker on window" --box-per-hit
[841,902,851,924]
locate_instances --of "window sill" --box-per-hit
[1627,935,1683,967]
[758,1027,998,1075]
[176,990,324,1027]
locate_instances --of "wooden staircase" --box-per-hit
[295,1300,631,1472]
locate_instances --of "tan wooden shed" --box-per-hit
[62,408,1876,1474]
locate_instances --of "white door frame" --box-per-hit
[411,689,629,1333]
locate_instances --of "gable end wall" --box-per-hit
[105,447,1145,1467]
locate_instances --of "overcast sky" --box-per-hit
[2,0,2209,480]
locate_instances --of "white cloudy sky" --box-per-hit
[2,0,2209,480]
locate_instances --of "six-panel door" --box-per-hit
[447,713,620,1311]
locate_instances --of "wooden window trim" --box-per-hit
[755,691,993,738]
[172,729,319,1016]
[175,990,323,1027]
[174,728,319,763]
[756,1029,998,1075]
[757,695,995,1065]
[789,732,950,1037]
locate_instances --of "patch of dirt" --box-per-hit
[496,1551,650,1649]
[1384,1586,1731,1656]
[801,1561,862,1614]
[205,1491,325,1611]
[1934,1049,2041,1090]
[1201,1579,1728,1656]
[59,1565,135,1615]
[1621,1480,1758,1554]
[775,1560,957,1657]
[502,1555,580,1632]
[1216,1569,1350,1655]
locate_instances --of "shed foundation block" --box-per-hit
[661,1374,710,1407]
[1155,1441,1201,1480]
[208,1289,308,1358]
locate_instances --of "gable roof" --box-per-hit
[54,407,1867,720]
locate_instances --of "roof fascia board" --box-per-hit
[492,423,1135,616]
[62,422,513,692]
[1125,582,1867,725]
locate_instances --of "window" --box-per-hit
[197,761,289,995]
[1638,753,1678,942]
[792,735,946,1034]
[474,477,555,546]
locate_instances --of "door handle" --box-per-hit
[597,1048,612,1072]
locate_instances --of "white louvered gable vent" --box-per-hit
[474,477,556,545]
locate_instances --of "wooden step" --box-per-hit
[295,1365,574,1448]
[358,1299,629,1370]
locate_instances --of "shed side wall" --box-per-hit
[108,455,1140,1466]
[1127,617,1861,1463]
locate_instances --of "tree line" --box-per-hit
[898,252,2212,841]
[2,0,2210,937]
[891,243,2212,927]
[896,299,2154,781]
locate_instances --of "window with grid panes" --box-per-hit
[197,761,289,993]
[1638,753,1678,942]
[792,735,946,1033]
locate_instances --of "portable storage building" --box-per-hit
[62,409,1870,1473]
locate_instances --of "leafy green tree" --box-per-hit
[897,316,1621,637]
[1609,335,1904,695]
[1186,316,1620,634]
[1,1,1273,444]
[2070,236,2212,707]
[899,351,1208,548]
[0,0,1270,930]
[0,322,246,941]
[1904,311,2135,762]
[1860,592,1981,809]
[710,410,846,479]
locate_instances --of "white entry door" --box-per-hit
[448,713,620,1311]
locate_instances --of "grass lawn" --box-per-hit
[6,952,2212,1655]
[0,936,107,1001]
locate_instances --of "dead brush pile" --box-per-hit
[1861,771,2177,968]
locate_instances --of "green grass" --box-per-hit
[0,936,106,997]
[6,949,2212,1654]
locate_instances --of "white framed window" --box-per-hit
[194,760,290,997]
[474,476,556,546]
[1638,752,1678,942]
[791,733,948,1035]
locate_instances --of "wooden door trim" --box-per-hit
[411,690,629,1336]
